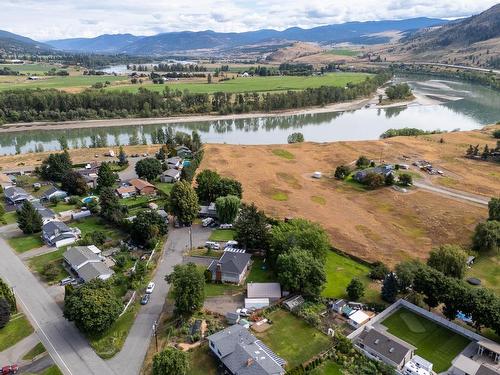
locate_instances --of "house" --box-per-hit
[166,156,183,169]
[76,162,100,189]
[31,202,56,224]
[207,250,252,285]
[355,327,415,370]
[354,165,394,183]
[247,283,281,301]
[347,310,371,329]
[0,173,13,188]
[41,186,68,202]
[207,325,286,375]
[42,221,80,247]
[63,246,114,283]
[329,299,347,314]
[116,185,137,199]
[4,186,32,204]
[160,169,181,183]
[199,202,217,218]
[174,146,192,159]
[129,179,157,196]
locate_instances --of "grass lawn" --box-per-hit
[1,211,17,225]
[22,342,47,360]
[72,216,124,240]
[8,233,44,253]
[272,149,295,160]
[247,258,275,283]
[108,73,370,94]
[51,202,76,213]
[255,309,331,368]
[209,229,236,242]
[204,282,243,297]
[310,361,344,375]
[0,75,125,91]
[0,313,34,351]
[28,248,68,283]
[89,302,140,359]
[188,344,218,375]
[466,254,499,295]
[119,195,152,207]
[28,365,63,375]
[381,308,470,372]
[155,182,174,195]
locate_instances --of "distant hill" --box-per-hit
[0,30,52,54]
[47,17,448,55]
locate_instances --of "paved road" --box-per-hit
[413,181,489,206]
[107,224,211,375]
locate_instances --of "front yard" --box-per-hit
[28,248,68,283]
[255,309,331,368]
[0,312,34,351]
[8,233,44,253]
[208,229,236,242]
[1,210,17,225]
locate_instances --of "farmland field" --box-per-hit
[0,63,57,74]
[107,72,370,94]
[0,75,126,91]
[381,308,470,372]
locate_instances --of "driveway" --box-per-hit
[118,156,145,181]
[204,294,245,316]
[413,181,489,206]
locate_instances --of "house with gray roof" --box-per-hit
[160,168,181,183]
[4,186,32,204]
[63,246,114,283]
[42,221,80,247]
[354,165,394,183]
[40,186,68,202]
[207,325,285,375]
[354,326,415,370]
[207,250,251,284]
[31,202,56,224]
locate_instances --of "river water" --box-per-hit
[0,75,498,155]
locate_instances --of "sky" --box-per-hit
[1,0,498,41]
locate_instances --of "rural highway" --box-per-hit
[413,181,490,206]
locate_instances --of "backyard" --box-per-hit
[208,229,236,242]
[381,308,471,372]
[255,309,331,368]
[187,344,218,375]
[72,216,124,241]
[466,254,499,295]
[310,361,344,375]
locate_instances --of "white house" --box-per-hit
[63,246,114,283]
[42,221,80,247]
[348,310,371,329]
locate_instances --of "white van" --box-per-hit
[205,241,221,250]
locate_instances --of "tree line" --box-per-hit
[0,72,391,124]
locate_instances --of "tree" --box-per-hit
[0,278,16,313]
[195,169,221,202]
[269,218,330,265]
[276,248,325,297]
[168,181,199,224]
[356,156,370,168]
[39,151,72,181]
[118,146,128,166]
[135,158,162,181]
[427,244,468,279]
[61,170,88,196]
[156,145,169,161]
[191,131,202,152]
[63,279,121,334]
[488,197,500,221]
[381,272,398,303]
[166,263,204,316]
[346,278,365,301]
[369,261,389,280]
[395,260,421,292]
[17,201,43,234]
[233,203,269,251]
[99,187,125,224]
[334,165,350,180]
[398,173,413,186]
[96,162,117,192]
[0,298,10,329]
[217,177,243,199]
[0,203,5,222]
[384,173,395,186]
[215,195,240,224]
[362,172,384,189]
[385,83,412,100]
[472,221,500,253]
[152,347,188,375]
[131,210,168,249]
[287,132,304,144]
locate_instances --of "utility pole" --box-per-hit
[189,226,193,250]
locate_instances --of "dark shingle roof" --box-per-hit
[208,251,251,275]
[77,262,113,283]
[357,327,414,366]
[43,220,71,236]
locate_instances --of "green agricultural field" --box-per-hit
[0,75,126,91]
[326,49,360,57]
[8,233,44,253]
[108,72,370,94]
[0,313,34,351]
[0,63,56,74]
[381,308,470,372]
[255,309,331,368]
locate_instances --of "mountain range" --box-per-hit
[0,30,52,54]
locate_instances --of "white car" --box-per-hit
[146,282,155,294]
[205,241,221,250]
[236,308,251,317]
[202,218,214,227]
[225,240,238,248]
[219,223,233,229]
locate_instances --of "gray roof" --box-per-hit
[31,202,56,219]
[77,262,114,283]
[4,186,29,200]
[157,210,168,218]
[166,157,182,164]
[208,325,285,375]
[357,327,414,366]
[247,283,281,299]
[162,169,180,178]
[354,165,394,181]
[208,252,251,276]
[43,220,72,237]
[476,365,500,375]
[41,185,66,199]
[63,246,101,268]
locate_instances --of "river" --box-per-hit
[0,75,498,155]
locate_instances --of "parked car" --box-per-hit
[59,277,74,286]
[174,218,181,228]
[225,240,238,248]
[140,294,151,305]
[219,223,233,229]
[146,282,155,294]
[236,308,251,317]
[205,241,221,250]
[202,217,214,227]
[1,365,19,375]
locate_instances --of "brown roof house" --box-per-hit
[116,185,137,199]
[129,179,157,196]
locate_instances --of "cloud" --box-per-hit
[0,0,498,40]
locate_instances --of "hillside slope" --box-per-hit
[0,30,52,54]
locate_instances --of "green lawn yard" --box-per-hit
[209,229,236,241]
[204,282,243,297]
[28,248,68,283]
[0,313,34,351]
[8,233,44,253]
[108,72,370,94]
[72,216,124,240]
[188,344,218,375]
[51,202,77,213]
[155,182,174,195]
[1,210,17,225]
[22,342,47,360]
[381,308,470,372]
[310,361,344,375]
[119,195,152,207]
[246,257,275,283]
[466,254,499,295]
[255,309,331,368]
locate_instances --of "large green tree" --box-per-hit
[346,278,365,301]
[395,260,421,292]
[195,169,221,202]
[276,248,325,297]
[17,201,43,234]
[472,220,500,253]
[61,170,88,196]
[166,263,205,316]
[381,272,399,303]
[152,348,189,375]
[233,203,269,251]
[63,279,122,334]
[99,187,125,224]
[488,197,500,221]
[96,162,117,192]
[215,195,240,224]
[168,181,199,224]
[427,244,468,279]
[131,210,168,249]
[0,298,11,329]
[135,158,162,181]
[217,177,243,199]
[39,151,72,181]
[269,218,330,265]
[0,278,16,313]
